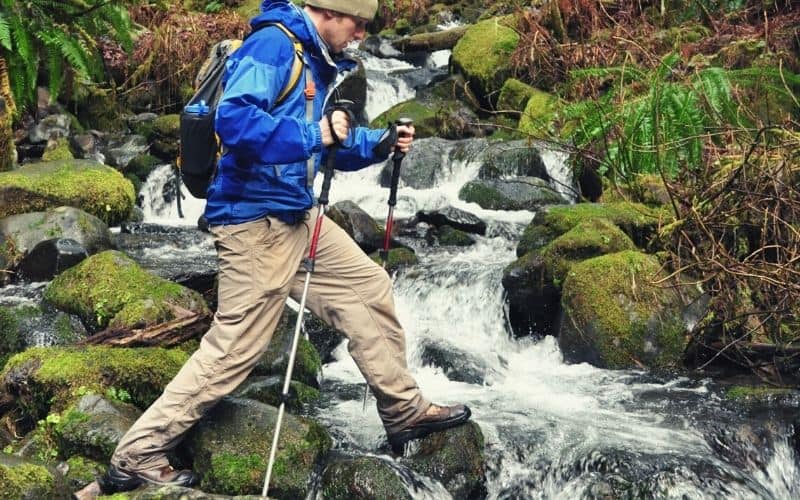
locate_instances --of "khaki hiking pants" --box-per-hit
[112,209,429,472]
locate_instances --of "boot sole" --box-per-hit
[388,406,471,453]
[98,465,199,494]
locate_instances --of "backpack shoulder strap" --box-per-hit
[249,21,305,107]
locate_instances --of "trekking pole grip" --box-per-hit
[388,118,413,207]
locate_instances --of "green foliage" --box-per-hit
[561,53,786,182]
[0,0,134,114]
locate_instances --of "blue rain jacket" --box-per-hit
[205,0,387,225]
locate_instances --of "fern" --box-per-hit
[0,0,135,114]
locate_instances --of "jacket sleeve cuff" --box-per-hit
[308,122,323,155]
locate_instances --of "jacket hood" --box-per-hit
[252,0,319,48]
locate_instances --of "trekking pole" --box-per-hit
[363,117,413,411]
[262,104,352,498]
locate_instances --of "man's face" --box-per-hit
[323,13,368,53]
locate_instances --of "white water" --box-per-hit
[136,51,800,499]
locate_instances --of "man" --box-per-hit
[98,0,470,493]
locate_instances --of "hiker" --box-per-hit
[98,0,470,493]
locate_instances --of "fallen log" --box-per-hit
[81,312,211,347]
[392,25,468,53]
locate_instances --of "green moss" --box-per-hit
[517,202,667,256]
[152,114,180,138]
[0,160,135,225]
[41,138,74,162]
[0,462,55,498]
[438,226,475,246]
[518,89,559,138]
[64,456,105,491]
[370,100,437,137]
[497,78,537,112]
[322,457,409,500]
[540,218,637,284]
[725,385,794,402]
[561,251,686,369]
[451,16,519,100]
[1,346,188,418]
[43,250,208,331]
[206,452,265,495]
[0,306,25,367]
[459,182,505,210]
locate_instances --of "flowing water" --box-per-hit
[5,47,799,499]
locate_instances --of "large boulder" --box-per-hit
[517,202,666,257]
[252,309,322,389]
[43,250,210,332]
[503,219,638,338]
[0,160,135,225]
[0,455,69,499]
[378,137,452,189]
[186,397,332,498]
[559,251,689,369]
[0,206,113,275]
[1,345,188,421]
[459,177,564,211]
[404,421,486,499]
[451,16,519,106]
[474,139,549,180]
[56,394,142,462]
[329,200,384,253]
[321,454,411,500]
[416,206,487,236]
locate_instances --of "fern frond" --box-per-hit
[45,45,64,103]
[0,11,11,51]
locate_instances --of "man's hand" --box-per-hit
[319,109,350,147]
[395,123,415,153]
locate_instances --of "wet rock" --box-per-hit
[43,250,210,332]
[403,421,487,499]
[459,177,564,211]
[475,140,549,180]
[502,252,561,338]
[321,454,411,500]
[57,394,142,462]
[186,397,331,498]
[102,134,149,170]
[426,224,475,246]
[416,206,486,235]
[2,345,188,422]
[0,454,71,499]
[420,339,492,384]
[18,238,88,282]
[298,312,345,364]
[0,206,114,275]
[0,160,135,225]
[28,114,71,144]
[559,251,689,370]
[252,309,322,389]
[330,200,384,253]
[232,375,320,412]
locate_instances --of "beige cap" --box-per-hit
[305,0,378,19]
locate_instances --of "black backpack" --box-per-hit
[178,22,305,199]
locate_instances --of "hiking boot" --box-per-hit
[387,403,471,454]
[98,464,199,494]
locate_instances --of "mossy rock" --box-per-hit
[437,225,475,246]
[64,455,105,492]
[125,154,161,182]
[559,251,688,370]
[0,306,26,368]
[232,375,320,413]
[451,16,519,105]
[186,398,332,498]
[0,456,62,499]
[497,78,537,113]
[405,421,486,499]
[321,455,411,500]
[459,177,563,211]
[0,160,135,226]
[370,100,438,138]
[0,206,114,270]
[518,89,559,138]
[539,218,637,285]
[601,174,672,207]
[517,202,666,257]
[1,346,188,420]
[369,247,418,274]
[43,250,210,332]
[41,138,74,162]
[254,310,321,388]
[56,394,142,462]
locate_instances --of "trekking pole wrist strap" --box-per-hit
[324,101,356,149]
